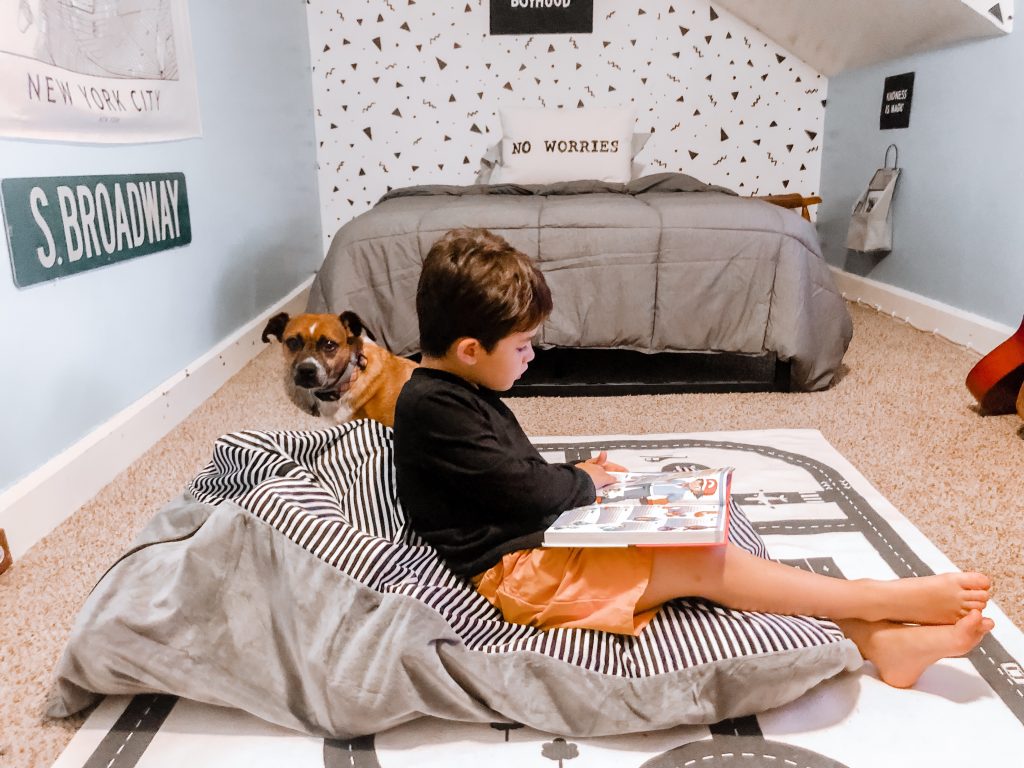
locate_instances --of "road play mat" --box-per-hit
[51,430,1024,768]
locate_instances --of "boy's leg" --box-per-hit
[635,543,990,625]
[835,612,994,688]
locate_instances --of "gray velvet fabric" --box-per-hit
[48,495,860,738]
[308,174,852,391]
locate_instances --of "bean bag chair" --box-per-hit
[48,420,860,737]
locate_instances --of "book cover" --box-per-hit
[543,467,734,547]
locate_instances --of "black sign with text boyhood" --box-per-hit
[880,72,914,130]
[490,0,593,35]
[1,172,191,288]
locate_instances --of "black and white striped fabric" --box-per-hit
[189,420,847,678]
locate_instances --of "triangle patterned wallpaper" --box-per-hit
[306,0,826,243]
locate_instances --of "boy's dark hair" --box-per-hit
[417,228,552,356]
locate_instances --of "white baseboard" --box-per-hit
[830,268,1014,356]
[0,277,314,561]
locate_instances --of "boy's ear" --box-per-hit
[453,337,482,365]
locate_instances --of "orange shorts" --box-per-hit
[474,547,658,636]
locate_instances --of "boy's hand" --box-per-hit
[576,461,618,488]
[584,451,628,473]
[576,452,626,488]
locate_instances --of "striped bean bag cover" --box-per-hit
[49,420,860,738]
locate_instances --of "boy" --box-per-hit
[394,227,993,689]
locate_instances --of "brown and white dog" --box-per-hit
[261,311,416,428]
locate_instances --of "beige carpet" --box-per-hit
[2,302,1023,768]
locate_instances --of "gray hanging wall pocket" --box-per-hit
[847,144,901,254]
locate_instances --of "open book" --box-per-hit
[543,467,734,547]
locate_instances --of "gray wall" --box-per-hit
[818,30,1023,329]
[0,1,322,493]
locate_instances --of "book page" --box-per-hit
[545,467,733,546]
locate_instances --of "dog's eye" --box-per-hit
[319,339,339,353]
[285,337,304,352]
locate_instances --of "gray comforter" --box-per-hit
[308,173,852,390]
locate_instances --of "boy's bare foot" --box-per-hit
[846,610,994,689]
[871,572,990,625]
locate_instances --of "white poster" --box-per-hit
[0,0,201,143]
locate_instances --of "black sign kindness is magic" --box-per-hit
[880,72,914,130]
[490,0,593,35]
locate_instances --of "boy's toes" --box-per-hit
[961,610,994,633]
[964,589,990,604]
[961,572,991,591]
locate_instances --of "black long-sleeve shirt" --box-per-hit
[393,368,595,577]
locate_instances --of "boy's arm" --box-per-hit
[411,390,596,519]
[437,428,596,519]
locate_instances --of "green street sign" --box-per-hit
[1,172,191,287]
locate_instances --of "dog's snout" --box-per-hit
[294,362,320,387]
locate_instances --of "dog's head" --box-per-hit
[262,311,374,401]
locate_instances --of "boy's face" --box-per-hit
[472,327,538,391]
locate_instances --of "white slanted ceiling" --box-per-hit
[715,0,1013,76]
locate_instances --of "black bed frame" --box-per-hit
[503,347,792,397]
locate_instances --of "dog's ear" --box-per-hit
[340,311,376,341]
[262,312,290,343]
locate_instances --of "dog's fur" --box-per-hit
[262,311,416,428]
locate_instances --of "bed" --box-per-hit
[307,173,853,392]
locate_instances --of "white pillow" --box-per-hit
[478,131,650,185]
[629,131,651,179]
[491,107,636,185]
[474,142,504,184]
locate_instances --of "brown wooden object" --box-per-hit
[966,315,1024,415]
[0,528,12,576]
[1017,372,1024,421]
[755,193,823,221]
